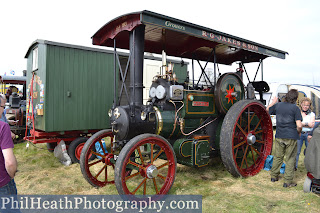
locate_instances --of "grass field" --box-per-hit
[13,141,320,212]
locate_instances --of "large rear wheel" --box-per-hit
[80,129,115,187]
[115,134,177,195]
[220,100,273,177]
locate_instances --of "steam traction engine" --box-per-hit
[80,11,288,195]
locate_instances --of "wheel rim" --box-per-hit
[232,102,272,177]
[75,143,85,161]
[83,130,115,187]
[120,137,176,195]
[75,143,94,161]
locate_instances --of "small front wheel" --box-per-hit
[115,134,177,195]
[80,129,115,187]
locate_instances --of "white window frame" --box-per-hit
[32,47,38,71]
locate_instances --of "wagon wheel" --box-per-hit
[68,137,94,163]
[80,129,115,187]
[46,142,57,153]
[115,134,177,195]
[214,72,244,114]
[220,100,273,177]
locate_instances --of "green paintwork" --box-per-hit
[25,40,115,132]
[213,118,224,150]
[171,63,188,84]
[173,138,210,167]
[158,109,202,139]
[216,74,244,113]
[157,110,177,138]
[25,40,188,132]
[181,90,217,118]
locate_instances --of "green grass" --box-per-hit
[13,141,320,213]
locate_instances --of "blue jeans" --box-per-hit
[0,179,20,213]
[295,132,309,168]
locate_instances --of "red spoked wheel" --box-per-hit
[68,137,94,164]
[115,134,177,195]
[80,129,115,187]
[220,100,273,177]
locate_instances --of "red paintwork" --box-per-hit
[75,143,85,160]
[24,129,99,144]
[232,102,273,177]
[2,80,25,84]
[92,13,141,47]
[120,136,176,195]
[83,130,115,186]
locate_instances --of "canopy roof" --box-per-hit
[92,10,287,65]
[0,76,26,85]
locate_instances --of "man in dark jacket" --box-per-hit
[267,89,302,188]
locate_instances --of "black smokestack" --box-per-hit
[129,25,145,106]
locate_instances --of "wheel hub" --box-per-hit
[146,165,158,179]
[104,154,114,165]
[247,133,256,145]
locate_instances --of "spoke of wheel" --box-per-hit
[128,160,145,170]
[153,178,159,194]
[132,178,147,195]
[157,161,169,170]
[240,145,249,169]
[235,147,239,158]
[157,174,166,181]
[247,107,250,132]
[137,147,145,165]
[254,129,263,135]
[94,164,107,179]
[91,151,106,159]
[143,181,146,195]
[88,159,103,167]
[98,140,107,155]
[234,140,246,149]
[105,165,108,182]
[253,119,262,132]
[251,146,261,156]
[150,143,154,163]
[153,148,164,162]
[250,146,256,165]
[125,171,141,181]
[240,146,245,160]
[249,112,256,125]
[255,140,265,144]
[245,153,249,168]
[236,123,247,136]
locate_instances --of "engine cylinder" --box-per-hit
[110,105,156,141]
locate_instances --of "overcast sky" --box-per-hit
[1,0,319,85]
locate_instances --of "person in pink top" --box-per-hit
[0,94,20,212]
